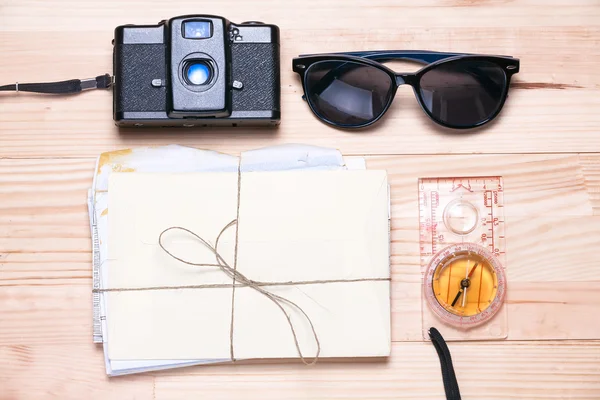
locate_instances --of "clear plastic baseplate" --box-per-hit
[418,176,508,341]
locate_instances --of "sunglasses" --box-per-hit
[292,51,520,129]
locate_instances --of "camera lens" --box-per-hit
[185,61,212,85]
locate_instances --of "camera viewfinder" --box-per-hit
[183,20,213,39]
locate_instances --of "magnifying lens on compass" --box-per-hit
[443,199,479,235]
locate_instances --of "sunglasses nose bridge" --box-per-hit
[395,74,417,87]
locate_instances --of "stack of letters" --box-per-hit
[87,144,391,376]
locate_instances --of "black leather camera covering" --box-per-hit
[114,43,167,113]
[231,43,280,112]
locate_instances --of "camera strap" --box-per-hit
[0,74,112,94]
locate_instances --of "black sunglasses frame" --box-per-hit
[292,51,520,129]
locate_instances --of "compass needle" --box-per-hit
[451,288,463,307]
[462,261,479,308]
[462,260,470,308]
[468,263,479,278]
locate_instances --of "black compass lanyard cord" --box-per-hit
[0,74,112,94]
[429,327,462,400]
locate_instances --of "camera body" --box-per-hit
[112,15,281,127]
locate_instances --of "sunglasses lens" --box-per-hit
[305,60,394,127]
[419,60,507,128]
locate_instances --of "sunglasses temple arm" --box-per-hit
[328,51,474,65]
[297,51,473,66]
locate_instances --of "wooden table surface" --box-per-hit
[1,0,600,399]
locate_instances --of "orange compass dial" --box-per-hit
[425,243,506,327]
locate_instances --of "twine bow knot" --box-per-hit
[95,163,390,364]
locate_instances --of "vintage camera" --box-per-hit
[112,15,280,127]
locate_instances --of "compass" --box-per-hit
[424,242,507,328]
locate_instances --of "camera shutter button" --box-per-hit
[241,21,265,25]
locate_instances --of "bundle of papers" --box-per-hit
[88,144,391,376]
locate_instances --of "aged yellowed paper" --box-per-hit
[106,171,390,361]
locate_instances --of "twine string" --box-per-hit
[157,223,322,365]
[95,163,390,365]
[228,166,243,361]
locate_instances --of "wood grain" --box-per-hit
[2,0,600,398]
[1,154,599,347]
[1,1,600,157]
[150,341,600,400]
[0,343,154,400]
[1,341,599,400]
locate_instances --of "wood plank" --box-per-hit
[2,1,600,31]
[581,155,600,214]
[3,278,597,345]
[3,26,598,88]
[0,343,154,399]
[1,154,599,345]
[152,341,600,400]
[381,153,597,280]
[1,87,598,157]
[1,15,599,157]
[0,285,91,346]
[397,282,600,342]
[3,341,599,400]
